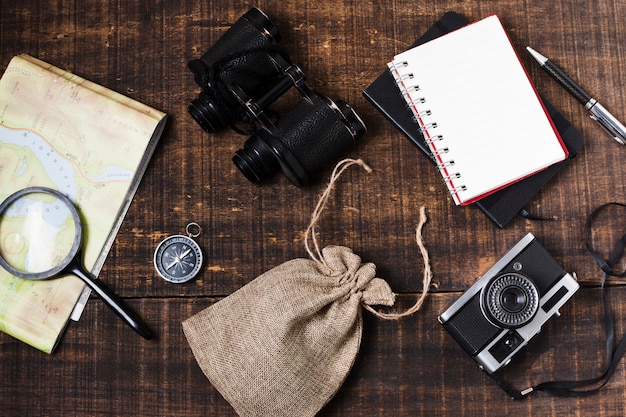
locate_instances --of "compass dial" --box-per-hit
[154,235,203,283]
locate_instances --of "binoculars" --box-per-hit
[188,7,366,187]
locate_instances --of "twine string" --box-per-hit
[363,205,432,320]
[303,158,433,320]
[304,158,372,271]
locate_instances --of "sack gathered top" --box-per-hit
[183,159,432,417]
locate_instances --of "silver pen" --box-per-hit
[527,46,626,145]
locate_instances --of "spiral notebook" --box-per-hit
[387,15,568,206]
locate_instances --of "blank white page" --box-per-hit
[387,15,568,206]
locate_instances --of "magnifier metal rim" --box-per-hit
[0,186,82,280]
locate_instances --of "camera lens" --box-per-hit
[501,286,527,313]
[481,273,539,328]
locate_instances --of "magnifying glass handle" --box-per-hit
[71,266,153,340]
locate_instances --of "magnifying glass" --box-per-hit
[0,186,152,340]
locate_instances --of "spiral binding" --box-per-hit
[389,59,466,196]
[443,172,461,183]
[401,85,420,98]
[431,147,449,157]
[438,159,455,168]
[449,184,468,193]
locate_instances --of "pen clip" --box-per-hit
[587,100,626,145]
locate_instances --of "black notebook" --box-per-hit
[363,11,584,226]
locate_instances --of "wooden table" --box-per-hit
[2,0,626,415]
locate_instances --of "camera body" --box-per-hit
[438,233,579,374]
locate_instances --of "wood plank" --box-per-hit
[1,0,626,416]
[0,290,624,416]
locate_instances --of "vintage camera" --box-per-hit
[438,233,579,374]
[187,7,366,186]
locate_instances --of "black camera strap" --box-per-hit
[584,202,626,278]
[489,202,626,400]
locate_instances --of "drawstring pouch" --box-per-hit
[182,159,432,417]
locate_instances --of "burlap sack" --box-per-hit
[183,245,395,416]
[183,159,431,417]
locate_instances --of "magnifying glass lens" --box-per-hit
[0,191,77,275]
[0,187,151,339]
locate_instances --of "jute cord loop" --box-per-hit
[304,158,433,320]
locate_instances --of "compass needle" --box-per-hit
[165,257,180,270]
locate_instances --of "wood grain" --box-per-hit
[1,290,625,416]
[1,0,625,415]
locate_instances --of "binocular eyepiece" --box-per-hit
[188,7,366,187]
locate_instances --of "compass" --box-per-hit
[154,223,203,283]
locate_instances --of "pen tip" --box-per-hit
[526,46,547,65]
